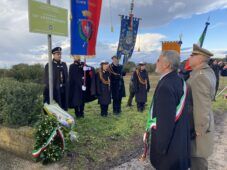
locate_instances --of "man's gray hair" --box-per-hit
[161,50,180,71]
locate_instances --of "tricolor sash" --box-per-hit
[140,80,188,160]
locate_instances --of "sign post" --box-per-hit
[47,0,53,104]
[28,0,68,104]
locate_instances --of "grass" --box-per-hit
[213,77,227,112]
[62,74,226,169]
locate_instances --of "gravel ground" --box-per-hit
[112,112,227,170]
[0,112,226,170]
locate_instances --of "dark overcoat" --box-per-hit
[133,69,150,103]
[68,61,84,108]
[109,63,126,100]
[43,60,68,110]
[149,71,190,170]
[82,65,97,103]
[96,70,111,105]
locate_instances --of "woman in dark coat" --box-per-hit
[133,62,150,112]
[96,61,111,117]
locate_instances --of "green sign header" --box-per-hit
[28,0,68,36]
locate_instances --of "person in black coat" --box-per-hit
[96,61,111,117]
[219,61,227,76]
[108,56,126,114]
[43,47,68,111]
[68,56,85,118]
[209,59,221,97]
[149,50,190,170]
[127,72,136,107]
[132,62,150,112]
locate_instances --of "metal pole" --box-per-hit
[47,0,53,104]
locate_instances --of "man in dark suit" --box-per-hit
[43,47,68,110]
[109,56,126,115]
[148,50,190,170]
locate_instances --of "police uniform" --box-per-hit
[132,62,150,112]
[96,61,111,117]
[43,47,68,110]
[109,56,126,114]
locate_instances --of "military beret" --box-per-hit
[192,44,213,58]
[100,60,109,65]
[52,47,62,54]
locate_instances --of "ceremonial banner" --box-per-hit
[71,0,102,57]
[117,15,140,65]
[162,41,181,54]
[28,0,68,36]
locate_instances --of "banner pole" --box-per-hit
[47,0,53,104]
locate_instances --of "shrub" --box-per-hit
[9,63,44,84]
[0,78,43,127]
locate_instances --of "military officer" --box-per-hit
[187,44,216,170]
[132,62,150,112]
[96,61,111,117]
[43,47,68,110]
[108,56,126,115]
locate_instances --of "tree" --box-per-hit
[124,61,136,73]
[9,63,44,84]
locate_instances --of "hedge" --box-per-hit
[0,78,43,127]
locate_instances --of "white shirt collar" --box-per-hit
[160,71,171,80]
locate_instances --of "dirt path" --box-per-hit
[0,112,226,170]
[111,112,227,170]
[0,150,68,170]
[208,111,227,170]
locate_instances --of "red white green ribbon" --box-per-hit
[32,127,65,158]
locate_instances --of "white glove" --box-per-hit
[83,66,91,71]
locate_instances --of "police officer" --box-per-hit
[109,56,126,115]
[68,56,85,118]
[133,62,150,112]
[96,61,111,117]
[43,47,68,110]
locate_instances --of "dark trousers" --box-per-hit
[127,91,135,106]
[43,86,67,111]
[74,103,85,118]
[191,157,208,170]
[215,79,219,96]
[60,87,67,111]
[100,104,109,116]
[137,102,145,112]
[113,98,122,114]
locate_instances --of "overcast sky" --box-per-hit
[0,0,227,68]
